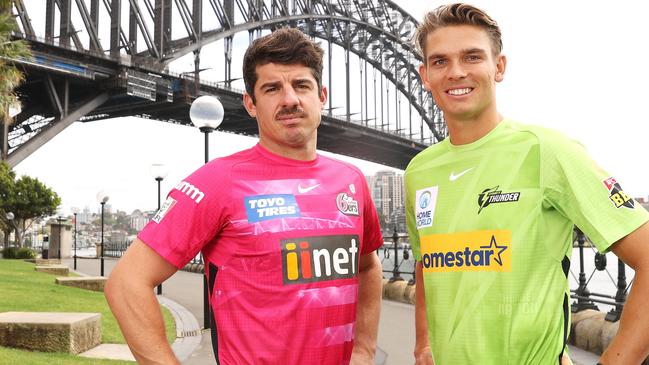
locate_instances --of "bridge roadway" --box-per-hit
[65,256,598,364]
[9,36,430,169]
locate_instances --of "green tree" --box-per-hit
[0,0,31,160]
[11,176,61,246]
[0,162,61,247]
[0,161,16,245]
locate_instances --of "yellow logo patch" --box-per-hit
[420,230,512,273]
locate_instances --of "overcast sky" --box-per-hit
[12,1,649,215]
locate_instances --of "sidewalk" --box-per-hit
[66,257,600,364]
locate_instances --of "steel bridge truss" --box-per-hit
[8,0,446,167]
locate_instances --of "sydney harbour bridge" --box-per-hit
[4,0,446,169]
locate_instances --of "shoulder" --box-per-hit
[405,140,447,174]
[181,147,260,196]
[318,154,367,180]
[505,120,583,150]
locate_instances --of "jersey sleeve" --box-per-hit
[361,176,384,254]
[541,133,649,252]
[138,161,230,268]
[404,172,422,261]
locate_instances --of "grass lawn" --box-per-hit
[0,259,176,364]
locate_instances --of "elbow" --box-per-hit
[104,271,123,309]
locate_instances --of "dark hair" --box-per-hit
[414,3,502,61]
[243,28,324,103]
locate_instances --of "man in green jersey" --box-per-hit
[405,3,649,365]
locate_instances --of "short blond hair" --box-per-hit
[414,3,502,62]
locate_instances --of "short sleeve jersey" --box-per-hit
[404,120,649,365]
[139,144,383,365]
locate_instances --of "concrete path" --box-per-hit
[65,257,600,364]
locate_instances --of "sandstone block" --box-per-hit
[35,265,69,276]
[0,312,101,354]
[55,277,107,292]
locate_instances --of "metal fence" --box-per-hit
[378,227,633,322]
[100,226,630,322]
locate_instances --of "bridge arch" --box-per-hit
[7,0,446,167]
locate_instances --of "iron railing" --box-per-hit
[378,227,633,322]
[99,226,631,322]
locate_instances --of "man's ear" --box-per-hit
[319,86,328,110]
[495,54,507,83]
[418,63,432,91]
[243,92,256,118]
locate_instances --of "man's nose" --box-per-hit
[447,60,468,80]
[280,86,300,106]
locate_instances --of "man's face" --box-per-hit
[418,25,506,123]
[243,63,327,155]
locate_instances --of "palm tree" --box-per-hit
[0,0,30,161]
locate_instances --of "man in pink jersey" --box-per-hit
[105,28,384,365]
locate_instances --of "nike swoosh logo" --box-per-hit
[449,168,474,181]
[298,184,320,194]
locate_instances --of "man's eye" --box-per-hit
[265,87,278,93]
[432,59,446,66]
[466,55,481,61]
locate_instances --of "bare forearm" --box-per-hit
[414,262,434,365]
[353,254,382,359]
[415,262,430,353]
[600,268,649,364]
[106,274,179,364]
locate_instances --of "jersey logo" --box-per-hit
[281,235,359,284]
[175,181,205,204]
[477,186,520,214]
[415,186,438,229]
[420,230,511,273]
[245,194,301,223]
[603,177,634,209]
[152,197,177,223]
[336,192,359,216]
[297,183,320,194]
[449,167,474,181]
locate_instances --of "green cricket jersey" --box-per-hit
[404,120,649,364]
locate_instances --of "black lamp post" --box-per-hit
[97,192,109,276]
[150,163,168,295]
[71,208,79,270]
[5,212,14,248]
[56,216,65,260]
[190,95,224,330]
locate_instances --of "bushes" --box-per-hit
[1,247,36,259]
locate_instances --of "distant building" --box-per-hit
[367,170,405,231]
[130,209,150,232]
[76,207,91,224]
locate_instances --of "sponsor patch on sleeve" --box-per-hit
[602,177,634,209]
[152,197,177,223]
[245,194,301,223]
[415,186,438,230]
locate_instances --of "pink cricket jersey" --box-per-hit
[139,144,383,365]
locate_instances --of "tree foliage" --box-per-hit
[0,1,31,160]
[0,162,61,247]
[0,0,30,122]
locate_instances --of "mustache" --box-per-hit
[275,105,306,119]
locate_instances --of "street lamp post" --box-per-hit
[56,216,65,260]
[150,163,168,295]
[189,95,224,330]
[97,192,109,277]
[4,212,13,248]
[72,208,79,270]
